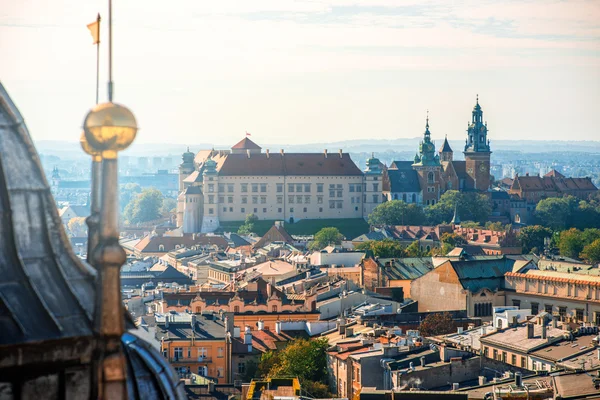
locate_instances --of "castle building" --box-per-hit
[177,138,377,233]
[386,97,493,205]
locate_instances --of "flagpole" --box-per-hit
[95,13,101,105]
[108,0,113,102]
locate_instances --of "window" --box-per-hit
[502,352,506,363]
[428,172,434,183]
[317,196,323,204]
[372,183,379,192]
[493,349,498,360]
[329,200,335,209]
[412,193,416,202]
[295,184,302,193]
[303,207,307,212]
[263,208,267,213]
[317,183,323,193]
[297,195,302,204]
[217,347,224,358]
[545,304,553,314]
[349,184,355,192]
[260,183,267,193]
[277,183,283,193]
[277,196,283,204]
[319,207,323,212]
[208,195,214,204]
[158,245,165,252]
[238,362,246,374]
[403,193,407,202]
[511,355,516,365]
[174,347,183,360]
[227,183,234,193]
[351,197,354,204]
[336,201,342,209]
[223,207,227,212]
[290,208,294,213]
[261,196,266,204]
[229,207,233,212]
[305,195,310,204]
[241,207,245,213]
[208,184,214,193]
[289,196,294,204]
[304,184,311,192]
[218,196,224,204]
[228,196,233,204]
[253,208,257,213]
[278,208,282,213]
[288,184,294,193]
[272,305,278,312]
[521,357,526,368]
[372,195,378,203]
[356,184,362,192]
[208,208,214,215]
[559,306,567,319]
[531,303,539,315]
[512,300,521,308]
[241,183,248,193]
[576,309,584,322]
[252,196,258,204]
[251,183,258,193]
[217,367,224,378]
[218,183,225,192]
[483,347,489,357]
[242,196,247,204]
[337,190,342,198]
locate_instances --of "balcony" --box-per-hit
[170,356,212,363]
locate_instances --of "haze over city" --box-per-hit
[2,0,599,145]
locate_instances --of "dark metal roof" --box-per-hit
[387,161,421,193]
[0,82,96,346]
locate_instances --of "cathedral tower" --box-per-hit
[412,114,442,205]
[178,147,195,192]
[439,135,453,162]
[363,153,383,218]
[463,95,492,191]
[200,159,220,233]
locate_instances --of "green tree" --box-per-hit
[238,213,259,235]
[368,200,426,226]
[534,196,579,230]
[405,241,427,257]
[440,232,467,248]
[67,217,87,237]
[485,221,506,231]
[425,191,491,225]
[517,225,552,254]
[581,239,600,264]
[123,187,164,224]
[418,312,455,337]
[160,197,177,216]
[355,239,406,258]
[119,183,142,211]
[558,228,584,259]
[309,227,343,250]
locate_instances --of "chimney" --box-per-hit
[324,149,328,158]
[244,325,252,345]
[452,383,459,391]
[247,149,251,158]
[257,320,264,331]
[208,382,215,393]
[165,315,169,328]
[339,149,343,158]
[515,372,523,387]
[420,357,426,368]
[552,316,558,328]
[526,323,534,339]
[275,321,282,334]
[266,149,270,158]
[542,323,547,339]
[457,326,464,334]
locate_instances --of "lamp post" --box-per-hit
[83,101,138,399]
[80,132,102,266]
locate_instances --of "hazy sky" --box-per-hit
[1,0,599,146]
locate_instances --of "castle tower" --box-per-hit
[439,135,453,162]
[200,159,220,233]
[463,95,492,191]
[182,186,202,233]
[363,153,383,218]
[178,147,195,192]
[412,113,442,206]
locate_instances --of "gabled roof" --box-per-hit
[253,224,294,248]
[443,257,517,292]
[231,137,262,150]
[544,169,565,178]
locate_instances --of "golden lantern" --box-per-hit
[83,102,138,159]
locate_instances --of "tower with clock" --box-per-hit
[463,95,492,191]
[412,113,443,205]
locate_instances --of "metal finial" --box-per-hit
[476,94,479,104]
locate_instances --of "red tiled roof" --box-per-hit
[215,153,363,176]
[231,137,262,150]
[133,234,229,253]
[544,169,565,178]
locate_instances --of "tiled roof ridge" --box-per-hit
[506,271,600,286]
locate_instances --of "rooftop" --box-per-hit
[480,323,566,352]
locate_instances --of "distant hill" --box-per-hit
[36,138,600,160]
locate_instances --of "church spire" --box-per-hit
[451,204,461,225]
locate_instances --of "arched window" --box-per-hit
[428,172,434,183]
[158,245,165,252]
[412,194,416,203]
[402,193,407,202]
[393,194,398,200]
